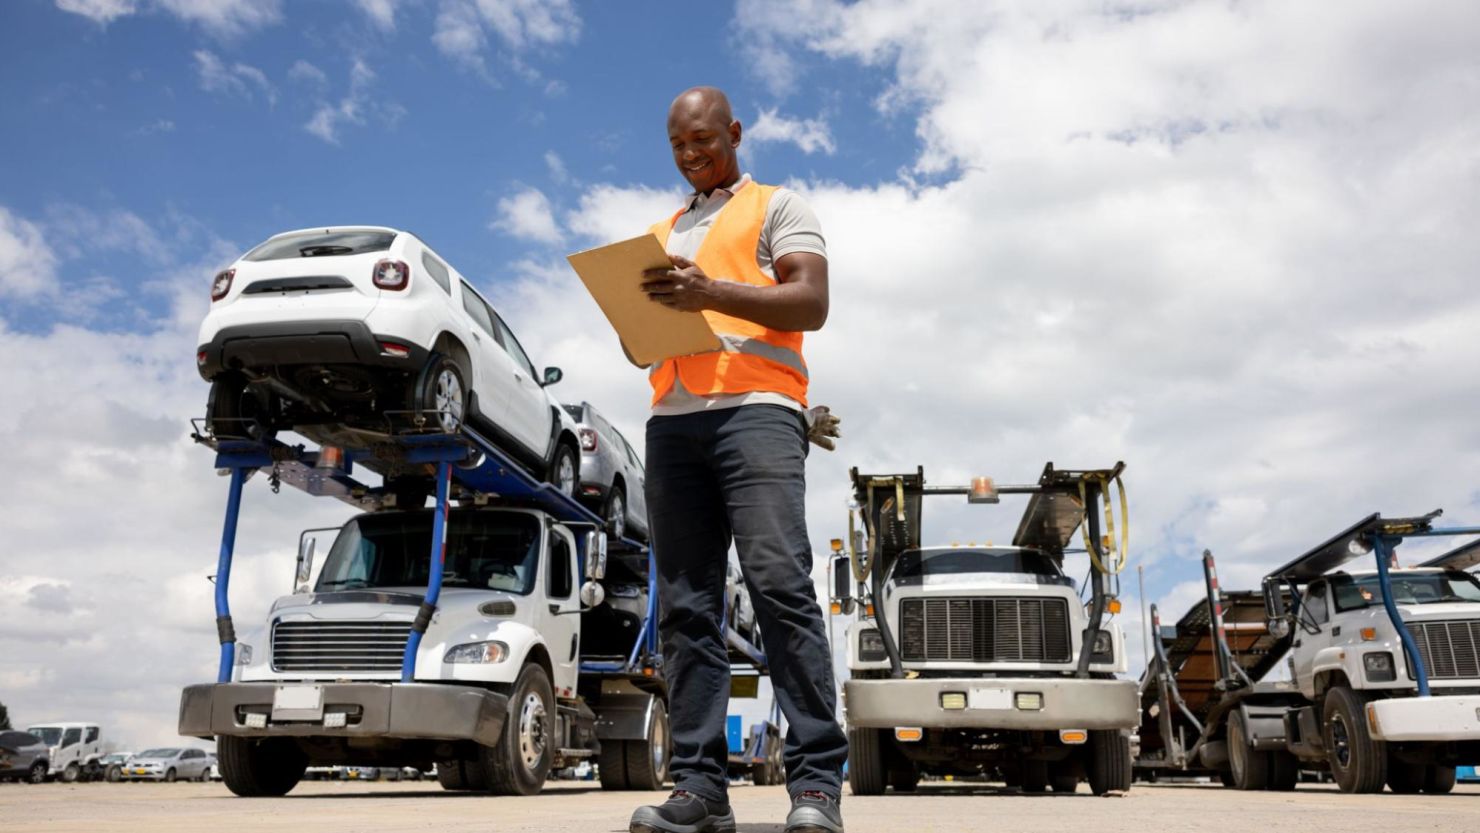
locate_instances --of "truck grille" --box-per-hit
[898,597,1072,663]
[271,620,411,673]
[1410,620,1480,680]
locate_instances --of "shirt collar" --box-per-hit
[686,172,752,211]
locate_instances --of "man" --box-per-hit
[627,87,847,833]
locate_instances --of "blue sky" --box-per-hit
[1,0,922,334]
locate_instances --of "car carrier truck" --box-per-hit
[1136,511,1480,793]
[177,412,774,796]
[831,464,1139,796]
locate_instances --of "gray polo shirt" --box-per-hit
[653,174,826,416]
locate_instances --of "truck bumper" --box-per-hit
[844,677,1139,731]
[1366,694,1480,742]
[178,682,507,747]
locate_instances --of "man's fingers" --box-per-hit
[669,253,695,269]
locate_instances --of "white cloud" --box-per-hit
[192,49,276,106]
[431,0,581,79]
[287,59,328,89]
[133,118,176,136]
[54,0,139,25]
[491,186,563,244]
[57,0,282,37]
[305,59,405,145]
[0,207,59,300]
[748,107,837,155]
[353,0,400,31]
[562,184,685,244]
[544,150,571,185]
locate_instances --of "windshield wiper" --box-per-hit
[318,578,371,590]
[300,245,354,257]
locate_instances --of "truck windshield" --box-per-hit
[27,727,62,746]
[1331,571,1480,612]
[244,230,396,262]
[891,548,1062,579]
[316,510,541,595]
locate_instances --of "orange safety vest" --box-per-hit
[647,182,809,407]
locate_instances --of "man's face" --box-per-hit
[668,98,740,194]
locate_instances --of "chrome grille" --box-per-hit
[271,620,411,672]
[898,597,1071,662]
[1410,620,1480,680]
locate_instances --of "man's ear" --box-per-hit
[730,119,742,149]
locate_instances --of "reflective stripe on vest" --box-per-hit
[646,182,809,407]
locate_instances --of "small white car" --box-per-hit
[197,227,582,498]
[122,747,214,782]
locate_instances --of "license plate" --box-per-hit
[968,687,1012,710]
[271,685,324,721]
[134,768,147,775]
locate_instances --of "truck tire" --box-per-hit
[1021,760,1049,794]
[1386,759,1424,794]
[436,759,478,791]
[1423,765,1456,795]
[623,699,670,791]
[599,741,629,790]
[1087,730,1132,795]
[1228,712,1269,790]
[889,762,920,793]
[217,735,307,797]
[1322,686,1385,793]
[483,662,555,795]
[847,727,886,797]
[62,763,80,783]
[1265,750,1299,791]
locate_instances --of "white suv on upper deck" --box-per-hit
[196,227,581,495]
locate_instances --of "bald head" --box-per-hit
[667,86,742,195]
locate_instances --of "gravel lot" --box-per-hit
[6,779,1478,832]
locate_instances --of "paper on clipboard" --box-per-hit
[566,234,722,366]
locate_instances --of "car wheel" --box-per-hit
[207,371,275,441]
[416,354,468,434]
[62,762,80,783]
[603,484,627,539]
[548,443,579,498]
[164,768,177,783]
[106,765,121,783]
[28,761,48,784]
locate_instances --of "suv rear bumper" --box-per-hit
[178,682,507,746]
[197,320,428,380]
[1367,694,1480,742]
[844,677,1139,731]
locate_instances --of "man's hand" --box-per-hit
[642,254,719,312]
[804,405,842,451]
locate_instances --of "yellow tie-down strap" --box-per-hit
[1079,472,1129,575]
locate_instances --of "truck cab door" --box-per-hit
[1292,580,1331,694]
[538,527,581,697]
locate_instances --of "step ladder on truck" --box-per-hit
[1139,512,1480,793]
[829,463,1140,796]
[176,410,770,797]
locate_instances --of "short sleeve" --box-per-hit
[762,189,827,261]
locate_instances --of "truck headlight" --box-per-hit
[858,629,887,662]
[1091,629,1114,663]
[236,644,253,665]
[1363,651,1395,682]
[444,641,509,664]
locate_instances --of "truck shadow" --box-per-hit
[277,785,613,799]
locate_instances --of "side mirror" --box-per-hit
[1262,576,1288,622]
[541,367,563,387]
[579,580,606,609]
[584,530,608,580]
[295,536,316,593]
[830,554,856,615]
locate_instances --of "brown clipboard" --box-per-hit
[566,234,722,366]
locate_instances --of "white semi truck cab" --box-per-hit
[833,465,1138,796]
[176,420,760,797]
[1257,512,1480,793]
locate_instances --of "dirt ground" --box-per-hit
[5,779,1479,832]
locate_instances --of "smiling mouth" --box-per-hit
[684,160,711,173]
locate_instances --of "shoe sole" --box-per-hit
[786,826,844,833]
[630,810,737,833]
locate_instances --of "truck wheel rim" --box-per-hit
[608,494,625,537]
[434,368,463,432]
[1330,714,1352,768]
[652,715,667,775]
[518,693,547,770]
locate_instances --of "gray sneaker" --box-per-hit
[630,790,737,833]
[785,791,844,833]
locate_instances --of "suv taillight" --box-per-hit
[578,428,598,452]
[210,268,235,301]
[373,259,410,290]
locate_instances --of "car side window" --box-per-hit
[1305,581,1329,625]
[85,727,99,743]
[547,533,573,599]
[63,728,81,747]
[421,251,452,295]
[489,309,538,377]
[460,283,500,342]
[622,437,643,471]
